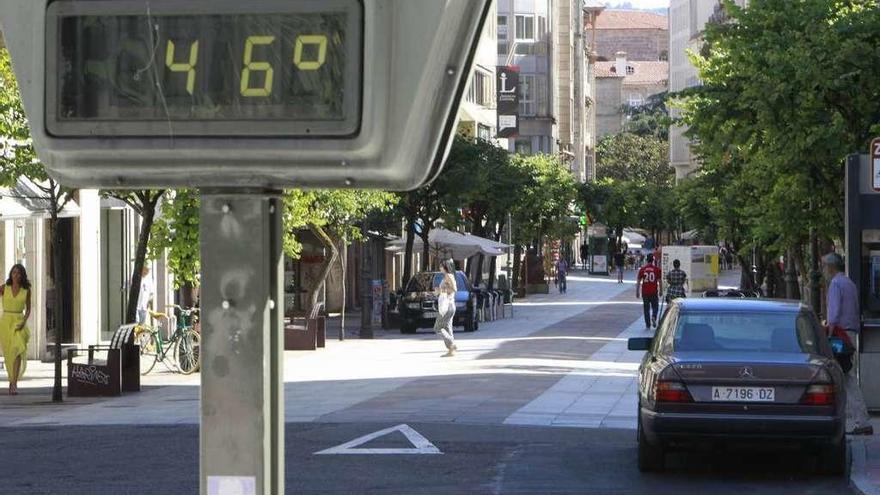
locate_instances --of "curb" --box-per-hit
[852,437,878,495]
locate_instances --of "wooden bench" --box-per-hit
[67,324,140,397]
[284,303,325,351]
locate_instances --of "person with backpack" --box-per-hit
[636,254,662,330]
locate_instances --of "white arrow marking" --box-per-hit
[314,424,442,455]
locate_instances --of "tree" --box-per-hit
[282,190,395,311]
[0,48,77,401]
[622,92,671,141]
[509,153,578,289]
[148,189,201,305]
[675,0,880,299]
[596,133,673,187]
[438,136,528,286]
[105,190,166,323]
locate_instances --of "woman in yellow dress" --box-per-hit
[0,264,31,395]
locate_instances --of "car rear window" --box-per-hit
[406,273,436,292]
[672,311,821,354]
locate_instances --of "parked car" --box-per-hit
[398,271,479,334]
[628,298,847,474]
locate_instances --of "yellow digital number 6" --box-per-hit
[241,35,275,97]
[293,35,328,71]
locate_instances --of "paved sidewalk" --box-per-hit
[1,270,645,427]
[849,417,880,495]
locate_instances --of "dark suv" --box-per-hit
[398,271,479,334]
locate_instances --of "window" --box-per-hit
[515,15,535,41]
[477,124,492,141]
[537,16,547,40]
[519,74,535,116]
[515,138,533,155]
[498,15,509,56]
[465,71,492,106]
[626,65,635,76]
[672,311,821,354]
[628,93,644,107]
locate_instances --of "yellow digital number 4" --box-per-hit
[165,39,199,95]
[293,35,328,71]
[241,35,276,97]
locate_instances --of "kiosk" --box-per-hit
[845,153,880,410]
[587,224,610,276]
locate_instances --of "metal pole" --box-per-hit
[340,232,347,341]
[199,190,284,495]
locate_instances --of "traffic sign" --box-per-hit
[0,0,493,190]
[871,137,880,192]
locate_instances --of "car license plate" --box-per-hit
[711,386,775,402]
[423,311,437,318]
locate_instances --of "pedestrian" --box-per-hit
[0,264,32,395]
[433,259,458,357]
[580,242,589,270]
[636,254,662,330]
[613,248,626,284]
[823,253,873,435]
[137,265,155,325]
[665,259,688,305]
[556,257,569,294]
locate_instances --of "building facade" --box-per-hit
[497,0,557,156]
[594,10,668,62]
[669,0,747,179]
[458,1,501,145]
[595,53,668,138]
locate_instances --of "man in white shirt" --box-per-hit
[137,265,155,325]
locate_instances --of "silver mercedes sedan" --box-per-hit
[628,298,846,475]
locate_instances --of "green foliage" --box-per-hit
[596,132,673,187]
[0,48,44,186]
[622,92,671,141]
[282,189,396,258]
[675,0,880,254]
[149,190,201,289]
[509,153,578,245]
[438,136,528,238]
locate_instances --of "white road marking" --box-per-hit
[314,424,442,455]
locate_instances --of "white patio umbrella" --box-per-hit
[386,227,509,260]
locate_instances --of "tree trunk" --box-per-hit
[512,244,523,292]
[402,217,415,287]
[307,224,339,313]
[125,203,157,323]
[419,228,431,271]
[738,255,754,290]
[180,281,196,308]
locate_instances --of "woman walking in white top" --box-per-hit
[434,259,458,357]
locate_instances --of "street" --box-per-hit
[0,273,859,494]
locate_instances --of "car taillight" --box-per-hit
[802,384,835,406]
[655,381,693,403]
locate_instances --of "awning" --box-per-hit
[681,229,700,241]
[386,227,510,259]
[0,178,80,220]
[622,229,646,246]
[457,102,496,127]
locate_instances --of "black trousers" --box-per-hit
[642,294,659,327]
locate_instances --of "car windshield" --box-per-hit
[672,311,820,354]
[406,273,437,292]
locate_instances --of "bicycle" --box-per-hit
[134,305,201,375]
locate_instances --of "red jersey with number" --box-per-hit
[638,265,661,296]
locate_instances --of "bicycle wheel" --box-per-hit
[135,329,160,375]
[175,329,201,375]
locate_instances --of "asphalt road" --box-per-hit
[0,423,855,495]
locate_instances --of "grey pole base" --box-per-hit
[200,190,284,495]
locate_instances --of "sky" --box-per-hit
[604,0,670,9]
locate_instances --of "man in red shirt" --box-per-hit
[636,254,663,330]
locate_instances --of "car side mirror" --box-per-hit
[628,337,653,351]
